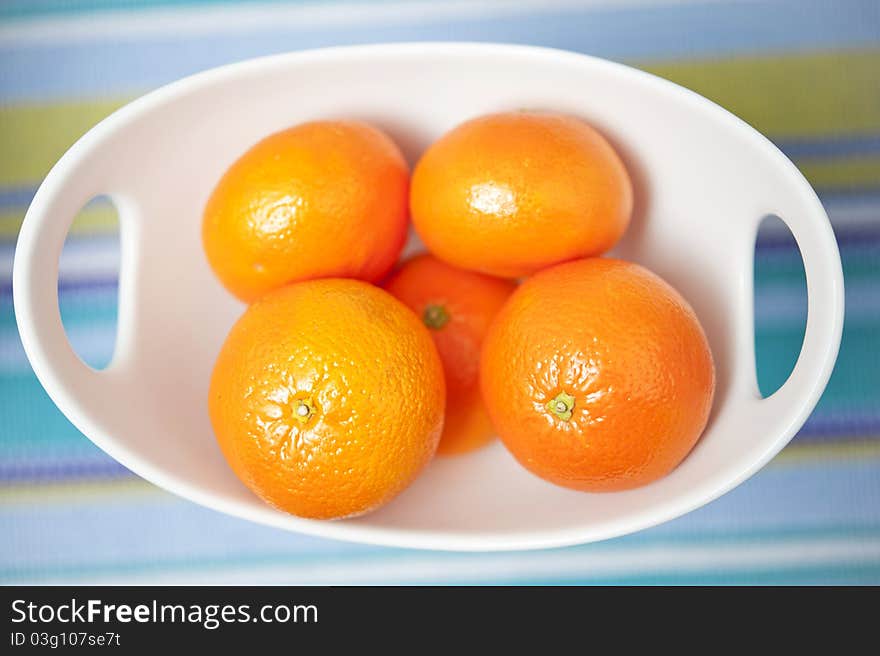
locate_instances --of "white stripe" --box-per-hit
[38,536,880,584]
[0,0,732,46]
[0,239,119,282]
[757,196,880,236]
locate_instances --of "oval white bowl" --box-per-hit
[14,43,844,551]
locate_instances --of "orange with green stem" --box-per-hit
[480,258,715,491]
[385,254,516,455]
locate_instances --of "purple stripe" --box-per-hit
[776,134,880,159]
[0,459,131,484]
[2,427,878,486]
[0,278,119,296]
[796,414,880,441]
[755,222,880,250]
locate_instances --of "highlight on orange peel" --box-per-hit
[411,111,633,278]
[203,120,410,302]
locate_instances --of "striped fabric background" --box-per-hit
[1,0,879,584]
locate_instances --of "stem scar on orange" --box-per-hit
[410,111,632,278]
[203,120,410,302]
[480,258,715,492]
[385,254,516,455]
[209,279,446,520]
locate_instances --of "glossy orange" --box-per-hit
[480,258,715,492]
[209,279,445,519]
[411,111,632,278]
[203,120,409,302]
[385,254,516,455]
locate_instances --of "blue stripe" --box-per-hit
[777,133,880,159]
[1,0,879,102]
[3,419,877,486]
[758,222,880,250]
[0,0,293,21]
[2,177,879,219]
[0,278,120,296]
[0,0,423,22]
[819,187,880,205]
[2,459,879,581]
[0,186,37,208]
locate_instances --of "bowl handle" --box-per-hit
[749,187,845,434]
[13,150,134,431]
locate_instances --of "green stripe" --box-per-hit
[756,325,879,405]
[58,302,119,328]
[642,48,880,138]
[0,376,106,453]
[757,244,880,284]
[0,97,126,188]
[0,50,879,191]
[797,156,880,190]
[0,205,119,238]
[505,563,880,585]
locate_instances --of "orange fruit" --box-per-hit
[203,120,409,302]
[384,254,516,455]
[480,258,715,492]
[410,111,632,278]
[208,279,445,519]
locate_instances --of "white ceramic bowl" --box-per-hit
[14,43,844,551]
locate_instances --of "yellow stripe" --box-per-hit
[0,97,126,188]
[0,477,159,505]
[0,50,878,190]
[642,48,880,137]
[796,156,880,189]
[0,440,877,505]
[771,439,880,466]
[0,204,118,239]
